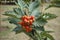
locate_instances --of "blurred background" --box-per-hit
[0,0,60,40]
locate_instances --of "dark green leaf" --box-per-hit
[45,34,55,40]
[3,11,21,19]
[8,17,21,34]
[15,0,18,3]
[13,25,23,34]
[33,18,47,26]
[45,1,60,10]
[51,4,60,7]
[18,0,28,9]
[23,0,30,3]
[51,0,60,4]
[40,32,55,40]
[32,25,44,31]
[44,31,54,33]
[42,13,57,20]
[50,0,60,7]
[24,31,38,40]
[13,8,24,16]
[8,17,20,25]
[39,31,54,34]
[45,5,53,10]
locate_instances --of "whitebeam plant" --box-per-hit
[3,0,57,40]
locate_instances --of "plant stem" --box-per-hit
[42,26,45,31]
[24,8,29,16]
[42,26,47,40]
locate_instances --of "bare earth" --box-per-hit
[0,5,60,40]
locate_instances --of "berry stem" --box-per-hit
[24,8,29,16]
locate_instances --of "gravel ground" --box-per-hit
[0,5,60,40]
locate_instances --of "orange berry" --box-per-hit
[24,19,28,22]
[30,20,33,22]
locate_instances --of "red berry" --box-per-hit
[18,22,25,26]
[29,28,32,31]
[18,15,34,32]
[30,16,34,19]
[25,26,29,29]
[24,19,28,22]
[26,28,32,32]
[29,20,33,25]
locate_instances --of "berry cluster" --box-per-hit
[18,15,35,32]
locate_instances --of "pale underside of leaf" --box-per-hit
[42,13,57,20]
[18,0,28,9]
[29,0,40,13]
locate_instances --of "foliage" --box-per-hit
[3,0,57,40]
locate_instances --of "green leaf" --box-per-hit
[23,0,30,3]
[52,4,60,7]
[1,18,9,21]
[24,31,38,40]
[45,5,53,10]
[8,17,20,25]
[45,4,60,10]
[14,0,18,3]
[13,8,24,16]
[3,11,21,19]
[39,31,54,34]
[31,8,41,19]
[40,32,55,40]
[42,13,57,20]
[52,0,60,4]
[29,0,40,12]
[45,1,60,10]
[32,26,44,31]
[18,0,28,9]
[33,18,47,26]
[13,25,23,34]
[43,31,54,33]
[45,34,55,40]
[50,0,60,8]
